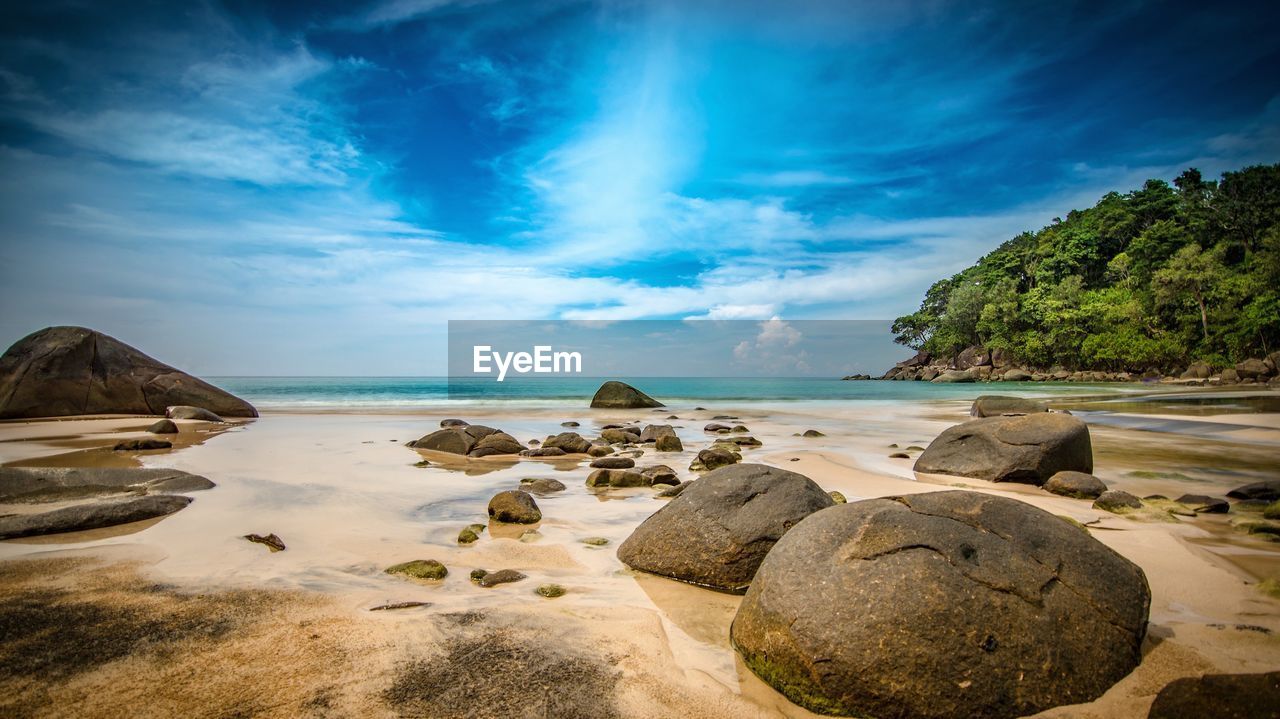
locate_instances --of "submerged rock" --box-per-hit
[0,326,257,419]
[618,463,834,593]
[589,380,663,409]
[536,583,566,598]
[914,413,1093,484]
[731,491,1150,719]
[487,490,542,524]
[519,478,566,494]
[113,439,172,451]
[458,523,486,544]
[471,569,527,587]
[0,495,193,539]
[1044,471,1108,499]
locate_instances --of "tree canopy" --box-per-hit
[893,164,1280,370]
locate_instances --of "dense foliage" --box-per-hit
[892,164,1280,370]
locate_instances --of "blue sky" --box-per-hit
[1,0,1278,375]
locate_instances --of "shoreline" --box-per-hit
[2,390,1279,718]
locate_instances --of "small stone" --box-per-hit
[458,523,486,544]
[801,429,824,437]
[147,419,178,434]
[591,456,636,469]
[561,421,580,427]
[473,569,527,587]
[582,537,610,546]
[369,601,431,611]
[1093,490,1143,513]
[244,533,286,552]
[113,439,172,451]
[829,491,847,504]
[386,559,448,580]
[889,452,910,458]
[536,583,567,598]
[520,478,566,494]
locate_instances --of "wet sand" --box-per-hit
[2,396,1279,718]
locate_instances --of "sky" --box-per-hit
[1,0,1278,375]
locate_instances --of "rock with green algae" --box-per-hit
[458,523,486,545]
[828,491,847,504]
[386,559,448,580]
[536,584,567,598]
[1093,490,1142,513]
[582,537,610,546]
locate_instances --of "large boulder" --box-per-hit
[0,466,215,501]
[1002,368,1033,381]
[953,346,991,370]
[931,369,976,383]
[914,413,1093,485]
[731,491,1150,719]
[0,326,257,419]
[589,381,663,409]
[617,463,834,593]
[468,431,524,457]
[487,490,541,524]
[970,395,1048,418]
[542,431,592,454]
[1147,671,1280,719]
[1235,358,1271,380]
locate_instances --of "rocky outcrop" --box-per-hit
[1043,470,1107,499]
[1147,671,1280,718]
[617,464,834,593]
[589,381,663,409]
[408,424,523,457]
[730,491,1150,719]
[914,413,1093,484]
[0,326,257,419]
[970,395,1048,418]
[0,495,193,539]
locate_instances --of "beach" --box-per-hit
[1,385,1278,718]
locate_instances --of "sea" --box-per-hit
[207,376,1152,411]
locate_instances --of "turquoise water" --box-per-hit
[208,376,1147,410]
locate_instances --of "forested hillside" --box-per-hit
[892,164,1280,371]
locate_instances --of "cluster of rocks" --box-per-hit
[0,466,215,539]
[407,418,689,460]
[615,460,1152,717]
[873,346,1280,386]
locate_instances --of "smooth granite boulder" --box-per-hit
[1147,671,1280,719]
[1094,490,1143,512]
[589,381,663,409]
[147,419,179,434]
[617,463,834,593]
[166,405,224,422]
[487,490,541,523]
[468,431,524,457]
[970,395,1049,418]
[731,491,1150,719]
[407,424,503,455]
[0,495,194,539]
[542,431,593,454]
[1044,470,1108,499]
[638,424,676,443]
[690,447,740,472]
[914,413,1093,484]
[0,326,257,418]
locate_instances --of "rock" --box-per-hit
[1175,494,1230,514]
[586,468,649,488]
[468,432,524,457]
[560,421,580,427]
[889,452,910,458]
[970,395,1048,418]
[536,583,567,598]
[113,438,172,451]
[1235,358,1271,380]
[828,491,847,503]
[657,481,692,498]
[0,326,257,419]
[953,346,991,369]
[385,560,448,580]
[1181,361,1213,379]
[1148,671,1280,719]
[728,436,762,448]
[1228,480,1280,501]
[1221,368,1241,383]
[1044,471,1108,499]
[600,428,640,444]
[1002,368,1033,381]
[408,424,504,455]
[0,466,215,501]
[586,444,613,457]
[639,424,676,442]
[731,491,1150,719]
[472,569,526,587]
[146,419,178,434]
[931,369,976,383]
[0,495,193,539]
[990,348,1012,368]
[801,429,824,437]
[655,434,683,452]
[589,380,663,409]
[690,447,740,472]
[590,456,635,469]
[244,533,286,552]
[521,446,567,457]
[711,415,738,420]
[639,464,680,486]
[617,463,834,593]
[369,601,431,611]
[703,423,732,433]
[1094,490,1143,512]
[914,413,1093,485]
[487,490,542,523]
[440,418,469,427]
[166,405,224,422]
[582,537,610,546]
[520,478,566,494]
[731,424,749,432]
[457,524,483,544]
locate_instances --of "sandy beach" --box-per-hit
[1,391,1278,718]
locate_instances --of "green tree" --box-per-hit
[1152,243,1225,344]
